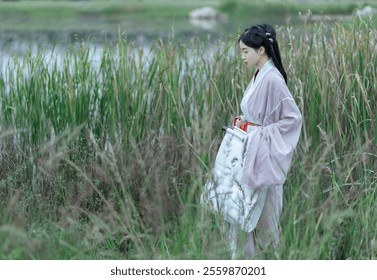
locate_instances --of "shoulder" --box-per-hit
[257,67,294,102]
[263,68,291,95]
[263,67,286,85]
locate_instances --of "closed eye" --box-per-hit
[241,48,248,54]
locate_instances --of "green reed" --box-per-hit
[281,17,376,259]
[0,16,376,259]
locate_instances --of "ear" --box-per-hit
[258,47,265,55]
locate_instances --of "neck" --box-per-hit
[256,56,269,70]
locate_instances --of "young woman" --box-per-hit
[202,23,302,259]
[232,23,302,258]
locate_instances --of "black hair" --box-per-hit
[238,24,287,84]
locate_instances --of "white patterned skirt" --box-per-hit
[201,126,267,232]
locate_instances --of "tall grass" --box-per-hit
[0,16,376,259]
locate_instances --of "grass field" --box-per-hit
[0,13,376,259]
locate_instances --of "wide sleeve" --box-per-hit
[242,98,302,189]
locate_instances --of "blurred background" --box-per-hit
[1,0,376,71]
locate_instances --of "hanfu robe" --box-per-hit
[202,59,302,258]
[235,59,302,256]
[240,60,302,190]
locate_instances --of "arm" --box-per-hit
[242,98,302,189]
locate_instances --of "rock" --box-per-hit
[355,6,376,16]
[188,7,227,20]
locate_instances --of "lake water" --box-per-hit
[0,15,302,76]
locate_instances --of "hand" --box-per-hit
[235,118,242,127]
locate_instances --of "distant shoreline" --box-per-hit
[0,0,377,19]
[0,0,377,33]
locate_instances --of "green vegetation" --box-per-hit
[1,0,375,16]
[0,0,214,18]
[0,0,376,31]
[219,0,361,16]
[0,15,376,259]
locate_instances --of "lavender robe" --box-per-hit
[240,60,302,189]
[227,60,302,258]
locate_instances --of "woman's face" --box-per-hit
[239,40,261,68]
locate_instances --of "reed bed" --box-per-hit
[0,16,376,259]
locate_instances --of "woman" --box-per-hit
[233,23,302,258]
[202,23,302,259]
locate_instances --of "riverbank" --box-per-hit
[0,0,376,31]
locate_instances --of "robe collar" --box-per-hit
[241,60,275,125]
[244,59,275,97]
[251,59,275,87]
